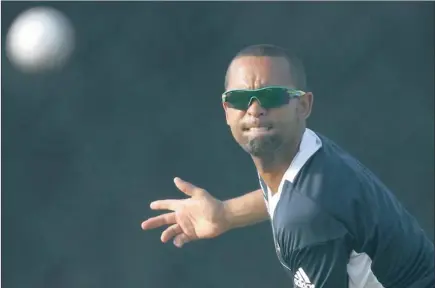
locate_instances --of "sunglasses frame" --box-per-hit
[222,86,306,109]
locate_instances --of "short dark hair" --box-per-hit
[225,44,307,90]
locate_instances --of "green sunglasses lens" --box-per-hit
[225,91,254,109]
[256,88,290,108]
[224,87,294,109]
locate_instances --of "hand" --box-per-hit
[141,177,229,248]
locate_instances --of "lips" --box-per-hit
[245,127,271,132]
[242,119,273,134]
[242,123,272,131]
[242,125,274,137]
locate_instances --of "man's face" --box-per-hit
[223,56,313,157]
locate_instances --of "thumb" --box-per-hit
[174,177,204,197]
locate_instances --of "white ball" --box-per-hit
[6,6,75,73]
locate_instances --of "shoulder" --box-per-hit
[286,132,379,245]
[275,181,349,251]
[293,133,372,214]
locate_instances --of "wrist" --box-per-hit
[222,200,235,232]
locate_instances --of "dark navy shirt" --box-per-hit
[259,129,434,288]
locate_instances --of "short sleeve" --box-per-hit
[289,237,350,288]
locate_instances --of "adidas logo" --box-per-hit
[294,267,315,288]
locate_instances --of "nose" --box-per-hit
[246,98,266,117]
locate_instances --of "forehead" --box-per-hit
[226,56,294,90]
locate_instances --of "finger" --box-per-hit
[150,200,180,211]
[141,213,176,230]
[173,233,191,248]
[161,224,182,243]
[174,177,203,197]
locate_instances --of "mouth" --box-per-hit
[243,127,272,132]
[242,126,274,135]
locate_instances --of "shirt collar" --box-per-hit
[282,128,323,183]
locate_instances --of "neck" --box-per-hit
[254,135,302,194]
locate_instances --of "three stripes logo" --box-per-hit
[294,267,315,288]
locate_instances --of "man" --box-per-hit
[141,44,434,288]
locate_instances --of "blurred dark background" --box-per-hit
[2,2,433,288]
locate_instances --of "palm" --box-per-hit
[175,197,223,239]
[141,177,227,247]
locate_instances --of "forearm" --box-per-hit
[223,189,269,230]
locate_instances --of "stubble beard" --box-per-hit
[241,134,285,165]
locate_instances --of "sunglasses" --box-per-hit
[222,86,305,110]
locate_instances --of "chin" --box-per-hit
[242,135,283,157]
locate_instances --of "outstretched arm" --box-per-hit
[223,189,269,230]
[141,179,268,247]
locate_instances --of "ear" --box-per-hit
[299,92,314,119]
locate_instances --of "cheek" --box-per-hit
[272,106,300,129]
[226,110,247,141]
[294,105,302,120]
[274,105,297,120]
[226,109,244,126]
